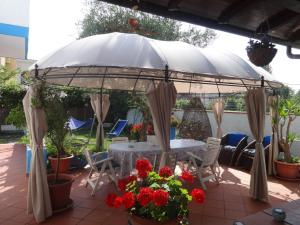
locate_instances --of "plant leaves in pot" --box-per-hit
[43,88,74,211]
[246,38,277,67]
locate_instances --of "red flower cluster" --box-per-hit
[181,170,194,184]
[153,189,169,207]
[123,192,135,209]
[191,188,205,203]
[106,191,135,209]
[106,193,123,208]
[137,187,154,206]
[136,159,152,178]
[131,123,143,134]
[118,175,137,192]
[159,166,173,178]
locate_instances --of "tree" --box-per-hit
[79,1,217,47]
[0,66,26,133]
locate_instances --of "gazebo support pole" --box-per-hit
[164,65,169,82]
[261,76,265,87]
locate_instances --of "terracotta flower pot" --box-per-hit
[48,173,74,212]
[275,160,300,179]
[129,215,178,225]
[49,155,73,173]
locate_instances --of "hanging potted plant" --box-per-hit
[246,37,277,67]
[43,90,74,211]
[274,99,300,179]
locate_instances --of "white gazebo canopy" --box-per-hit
[29,32,282,93]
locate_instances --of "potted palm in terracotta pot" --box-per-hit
[44,92,74,211]
[274,99,300,179]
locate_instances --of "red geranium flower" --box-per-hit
[118,175,137,192]
[113,196,123,208]
[123,192,135,209]
[191,188,205,203]
[153,189,169,207]
[137,187,154,207]
[136,159,152,178]
[181,170,194,184]
[159,166,173,178]
[106,193,117,208]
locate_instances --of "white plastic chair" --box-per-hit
[187,137,221,190]
[84,149,117,196]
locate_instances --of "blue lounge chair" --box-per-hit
[68,116,93,131]
[108,119,128,137]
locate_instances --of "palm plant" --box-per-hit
[277,99,300,163]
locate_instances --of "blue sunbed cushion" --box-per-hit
[263,136,271,147]
[228,133,246,146]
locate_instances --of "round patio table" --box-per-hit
[109,139,207,176]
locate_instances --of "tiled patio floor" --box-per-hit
[0,143,299,225]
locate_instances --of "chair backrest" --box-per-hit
[84,149,97,171]
[112,136,129,143]
[167,152,178,172]
[203,137,221,167]
[108,119,128,136]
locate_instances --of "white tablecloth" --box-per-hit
[109,139,207,176]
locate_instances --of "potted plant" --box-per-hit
[274,99,300,179]
[130,123,143,142]
[43,91,74,211]
[106,159,205,225]
[246,38,277,67]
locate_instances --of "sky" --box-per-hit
[28,0,300,90]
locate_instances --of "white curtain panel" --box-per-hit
[268,95,280,175]
[23,85,52,222]
[245,87,269,202]
[146,82,177,168]
[212,98,225,138]
[90,94,110,150]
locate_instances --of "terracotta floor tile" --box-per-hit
[225,209,247,220]
[202,207,225,218]
[0,220,24,225]
[84,209,112,223]
[203,199,225,209]
[0,207,24,220]
[202,216,233,225]
[225,202,245,211]
[11,210,34,223]
[63,207,93,219]
[78,199,101,209]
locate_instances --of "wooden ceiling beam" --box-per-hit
[168,0,183,11]
[218,0,257,24]
[256,9,299,33]
[289,29,300,42]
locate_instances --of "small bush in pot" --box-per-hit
[274,99,300,179]
[105,159,205,225]
[42,88,74,211]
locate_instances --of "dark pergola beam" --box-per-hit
[218,0,257,23]
[289,29,300,42]
[256,9,299,33]
[168,0,183,11]
[98,0,300,49]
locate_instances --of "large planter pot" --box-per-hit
[49,155,73,173]
[275,160,300,179]
[129,215,178,225]
[48,173,74,212]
